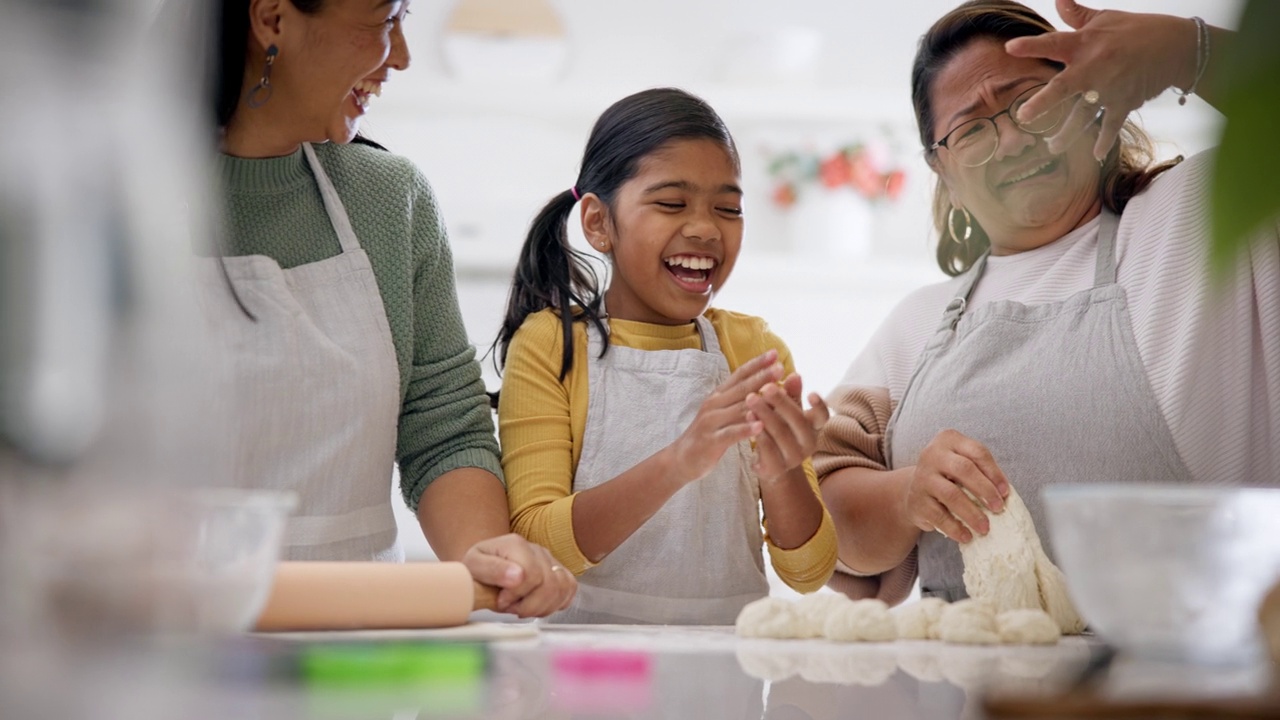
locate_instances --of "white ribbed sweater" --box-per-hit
[837,151,1280,486]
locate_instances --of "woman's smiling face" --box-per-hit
[256,0,411,146]
[929,38,1102,254]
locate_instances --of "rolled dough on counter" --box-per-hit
[823,599,897,642]
[893,597,947,640]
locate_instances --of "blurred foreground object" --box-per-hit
[0,0,234,646]
[1044,485,1280,665]
[1210,0,1280,274]
[1262,580,1280,677]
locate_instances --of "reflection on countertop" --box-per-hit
[4,625,1276,720]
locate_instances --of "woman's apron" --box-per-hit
[550,314,770,624]
[885,211,1194,599]
[200,143,403,562]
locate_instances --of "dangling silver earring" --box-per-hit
[247,44,278,108]
[947,206,972,246]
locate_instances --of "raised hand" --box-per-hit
[747,373,830,481]
[668,349,784,483]
[1005,0,1202,160]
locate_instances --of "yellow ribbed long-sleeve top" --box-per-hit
[499,307,837,593]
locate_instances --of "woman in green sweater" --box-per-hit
[206,0,575,617]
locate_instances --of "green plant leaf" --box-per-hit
[1210,0,1280,275]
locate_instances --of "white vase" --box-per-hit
[788,190,873,260]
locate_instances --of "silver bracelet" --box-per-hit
[1173,16,1210,106]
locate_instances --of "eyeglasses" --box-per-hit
[930,83,1066,168]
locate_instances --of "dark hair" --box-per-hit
[214,0,384,152]
[492,87,740,383]
[217,0,316,128]
[912,0,1180,276]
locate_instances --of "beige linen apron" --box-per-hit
[885,211,1194,600]
[200,143,403,562]
[550,314,770,624]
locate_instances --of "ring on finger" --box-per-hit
[1081,89,1100,105]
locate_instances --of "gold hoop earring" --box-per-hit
[947,206,972,246]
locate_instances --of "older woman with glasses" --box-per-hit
[815,0,1279,604]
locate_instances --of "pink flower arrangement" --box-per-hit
[766,143,905,209]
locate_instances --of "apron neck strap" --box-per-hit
[589,300,721,355]
[693,314,719,354]
[302,143,361,254]
[936,252,988,333]
[1093,209,1120,286]
[934,208,1120,333]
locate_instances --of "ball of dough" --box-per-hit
[823,599,897,642]
[996,608,1060,645]
[892,597,948,640]
[937,598,999,645]
[735,597,800,638]
[792,592,855,638]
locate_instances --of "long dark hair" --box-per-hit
[912,0,1179,276]
[216,0,313,128]
[492,87,740,382]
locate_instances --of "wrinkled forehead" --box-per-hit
[929,37,1059,136]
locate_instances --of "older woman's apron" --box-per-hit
[200,143,403,562]
[549,314,770,624]
[885,211,1194,599]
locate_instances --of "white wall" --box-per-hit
[386,1,1238,565]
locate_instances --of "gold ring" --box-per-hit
[1082,89,1100,105]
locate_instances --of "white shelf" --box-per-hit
[379,80,918,125]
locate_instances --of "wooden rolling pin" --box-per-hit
[255,561,500,631]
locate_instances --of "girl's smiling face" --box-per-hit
[583,138,744,326]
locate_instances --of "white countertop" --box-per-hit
[7,623,1273,720]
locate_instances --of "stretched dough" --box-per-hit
[960,485,1086,635]
[735,597,800,638]
[823,599,897,642]
[892,597,947,640]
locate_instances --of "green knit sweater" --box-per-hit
[216,141,502,511]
